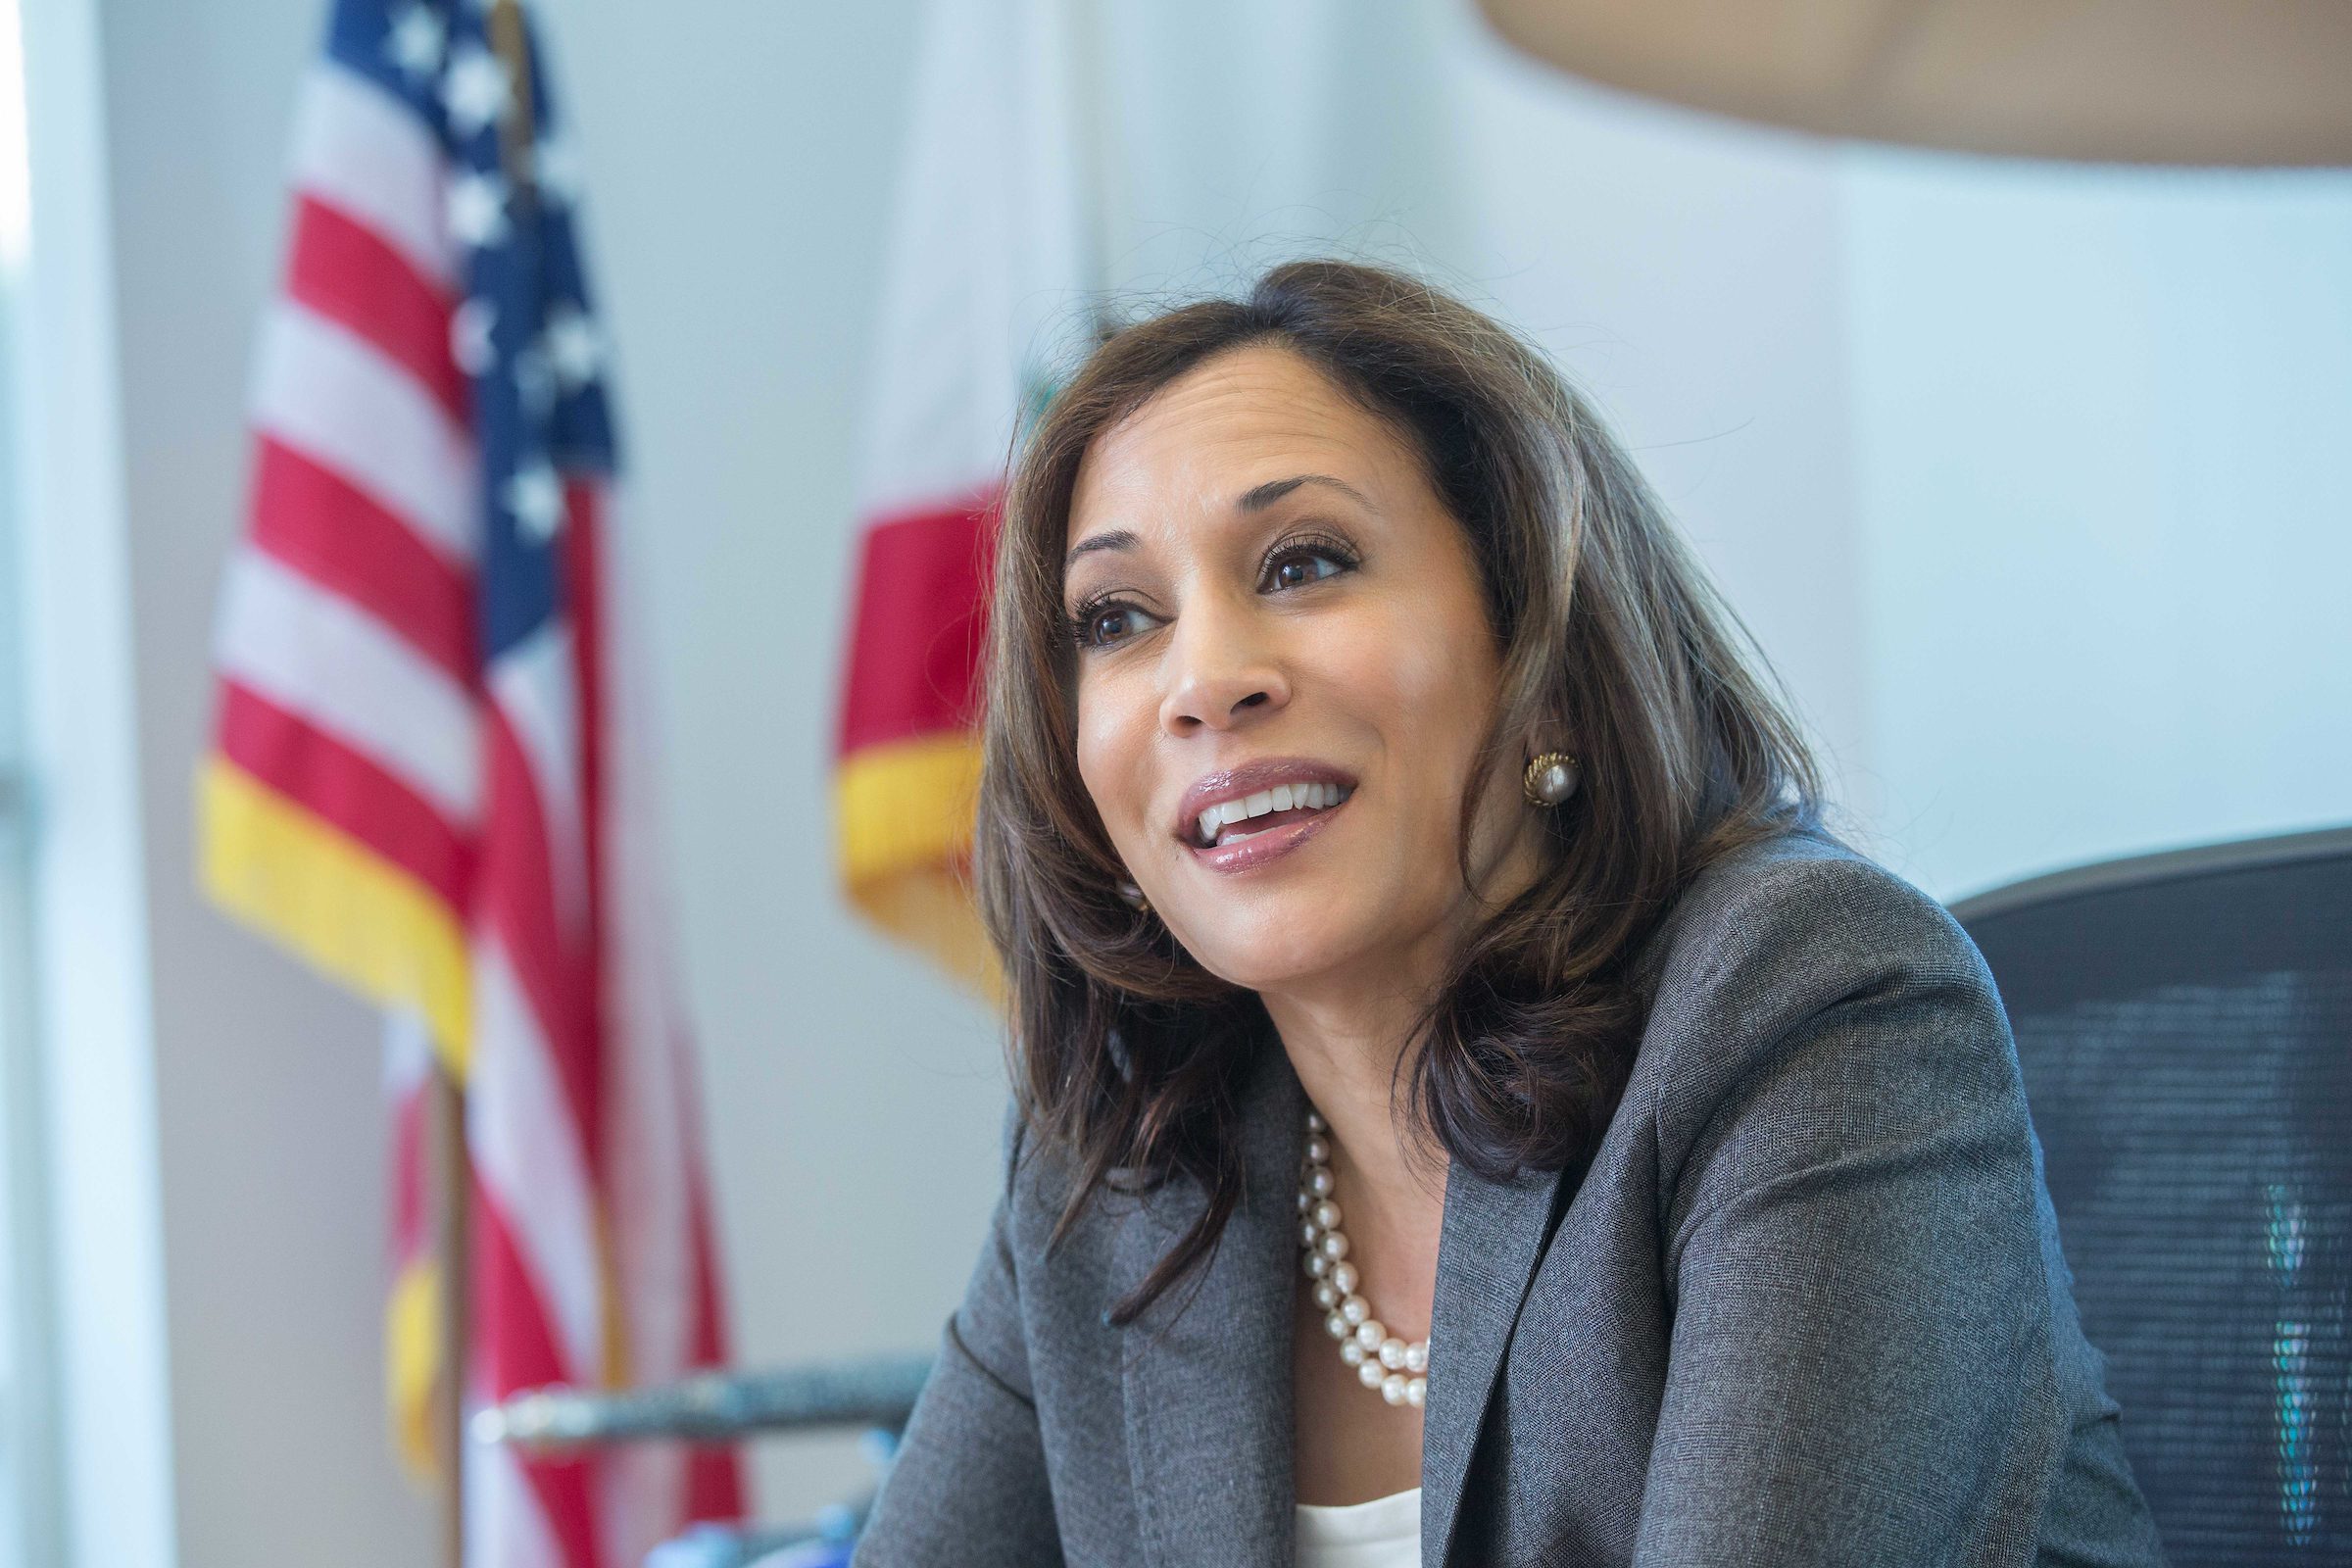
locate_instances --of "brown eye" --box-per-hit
[1264,547,1349,593]
[1070,599,1164,650]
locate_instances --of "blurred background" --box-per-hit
[1,0,2348,1564]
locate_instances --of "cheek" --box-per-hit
[1341,599,1496,774]
[1336,594,1504,871]
[1074,677,1152,850]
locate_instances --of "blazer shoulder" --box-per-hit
[1632,824,2005,1111]
[1641,823,1989,1020]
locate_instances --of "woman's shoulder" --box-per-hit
[1629,820,2010,1133]
[1635,819,1988,1014]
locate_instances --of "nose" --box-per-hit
[1157,590,1291,736]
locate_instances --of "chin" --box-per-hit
[1174,909,1350,995]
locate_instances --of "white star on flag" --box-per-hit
[451,297,497,375]
[442,42,513,137]
[504,459,565,543]
[385,3,447,81]
[544,305,603,389]
[447,169,511,249]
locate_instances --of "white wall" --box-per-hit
[76,0,442,1560]
[11,0,175,1562]
[14,0,2350,1564]
[1840,152,2352,898]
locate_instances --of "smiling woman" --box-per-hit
[853,262,2170,1567]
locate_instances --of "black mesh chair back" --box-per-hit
[1950,825,2352,1566]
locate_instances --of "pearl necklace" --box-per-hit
[1297,1109,1429,1408]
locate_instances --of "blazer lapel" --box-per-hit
[1115,1045,1305,1567]
[1419,1156,1572,1566]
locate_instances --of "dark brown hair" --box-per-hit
[972,259,1825,1323]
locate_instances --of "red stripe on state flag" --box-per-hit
[473,1179,609,1568]
[836,494,1001,757]
[479,701,602,1179]
[285,192,469,427]
[216,679,474,910]
[250,436,478,686]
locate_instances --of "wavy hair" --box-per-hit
[971,259,1825,1324]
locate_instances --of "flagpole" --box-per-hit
[431,1058,469,1568]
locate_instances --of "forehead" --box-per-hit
[1066,345,1417,540]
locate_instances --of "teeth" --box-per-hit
[1195,780,1353,846]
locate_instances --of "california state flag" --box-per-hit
[835,0,1096,990]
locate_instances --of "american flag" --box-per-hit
[197,1,745,1563]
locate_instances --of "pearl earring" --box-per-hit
[1522,752,1581,807]
[1116,879,1152,915]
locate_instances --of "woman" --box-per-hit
[853,261,2169,1566]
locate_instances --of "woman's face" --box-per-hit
[1063,343,1541,1001]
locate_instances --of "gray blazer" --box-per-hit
[855,825,2172,1566]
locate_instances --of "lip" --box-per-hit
[1173,756,1358,874]
[1184,798,1348,874]
[1174,757,1359,843]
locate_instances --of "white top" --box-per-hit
[1294,1486,1422,1568]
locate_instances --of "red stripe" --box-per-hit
[473,1180,607,1568]
[681,1154,746,1520]
[562,481,612,1192]
[479,703,600,1178]
[285,192,469,426]
[835,491,1001,757]
[216,681,474,909]
[249,435,477,685]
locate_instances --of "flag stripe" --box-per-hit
[252,299,478,569]
[562,480,612,1119]
[490,625,590,943]
[214,545,482,825]
[479,705,599,1163]
[197,756,475,1072]
[466,1424,569,1568]
[250,435,477,685]
[290,59,459,291]
[472,1186,607,1568]
[470,938,607,1384]
[835,494,997,756]
[286,191,469,426]
[216,679,472,908]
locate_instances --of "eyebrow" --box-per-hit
[1063,528,1140,571]
[1061,473,1374,571]
[1236,473,1374,514]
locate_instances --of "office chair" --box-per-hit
[1951,824,2352,1565]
